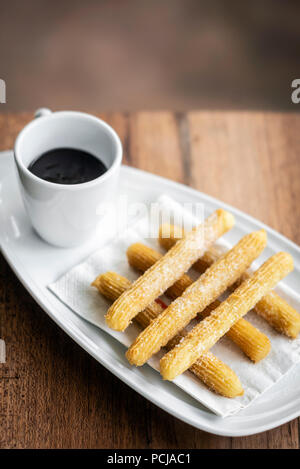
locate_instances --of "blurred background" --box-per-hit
[1,0,300,112]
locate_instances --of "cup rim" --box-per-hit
[14,110,123,190]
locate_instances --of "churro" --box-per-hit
[160,252,294,380]
[159,223,225,272]
[93,272,164,328]
[127,242,271,363]
[159,223,300,338]
[255,292,300,339]
[105,209,235,331]
[93,271,243,398]
[126,230,267,366]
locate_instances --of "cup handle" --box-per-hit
[34,108,52,119]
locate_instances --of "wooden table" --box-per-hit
[0,111,299,449]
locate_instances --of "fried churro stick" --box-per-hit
[126,230,267,366]
[254,292,300,339]
[160,252,294,380]
[105,209,235,331]
[93,271,243,398]
[93,272,163,327]
[160,224,300,338]
[159,223,224,272]
[127,243,271,363]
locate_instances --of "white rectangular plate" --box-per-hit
[1,150,300,436]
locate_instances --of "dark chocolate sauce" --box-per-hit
[28,148,107,185]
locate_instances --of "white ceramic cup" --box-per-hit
[14,108,122,247]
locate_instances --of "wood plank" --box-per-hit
[0,111,299,448]
[129,111,184,182]
[187,111,300,243]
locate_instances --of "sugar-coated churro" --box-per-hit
[189,352,244,398]
[126,230,267,366]
[127,242,271,363]
[160,223,300,338]
[160,252,294,380]
[126,242,193,300]
[105,209,235,331]
[254,292,300,339]
[159,223,225,272]
[92,271,244,398]
[93,272,164,328]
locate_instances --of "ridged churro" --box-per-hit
[159,223,225,272]
[159,223,300,338]
[160,252,294,380]
[93,271,243,398]
[127,242,271,363]
[126,230,267,366]
[255,292,300,339]
[105,209,235,331]
[93,272,164,328]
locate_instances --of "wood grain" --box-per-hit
[0,111,299,449]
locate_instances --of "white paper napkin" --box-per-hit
[49,195,300,417]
